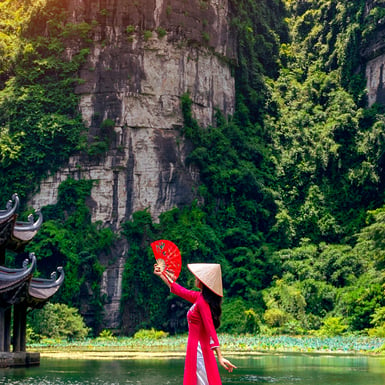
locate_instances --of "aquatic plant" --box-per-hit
[28,333,385,354]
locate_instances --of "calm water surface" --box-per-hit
[0,354,384,384]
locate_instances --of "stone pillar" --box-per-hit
[0,308,4,351]
[13,304,27,352]
[0,247,5,266]
[4,308,11,352]
[13,304,21,353]
[20,306,27,352]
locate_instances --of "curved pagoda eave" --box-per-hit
[6,210,43,253]
[0,194,19,222]
[27,266,64,308]
[0,253,36,307]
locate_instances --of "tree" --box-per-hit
[27,178,115,332]
[28,302,90,340]
[354,206,385,270]
[317,317,348,337]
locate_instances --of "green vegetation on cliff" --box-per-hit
[0,0,92,202]
[2,0,385,338]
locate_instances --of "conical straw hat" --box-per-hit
[187,263,223,297]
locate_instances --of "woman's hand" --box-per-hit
[153,263,162,276]
[218,356,237,372]
[153,263,171,288]
[214,347,237,372]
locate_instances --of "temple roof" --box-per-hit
[0,194,19,248]
[0,194,19,223]
[0,194,43,253]
[0,253,36,306]
[0,194,64,309]
[6,210,43,253]
[27,266,65,308]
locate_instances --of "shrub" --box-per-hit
[367,326,385,337]
[156,27,167,38]
[220,298,261,334]
[282,320,305,335]
[244,309,260,334]
[28,303,90,341]
[126,25,135,34]
[143,30,153,41]
[316,316,348,336]
[26,327,40,343]
[263,308,291,328]
[133,328,169,339]
[367,307,385,337]
[97,329,117,341]
[370,306,385,327]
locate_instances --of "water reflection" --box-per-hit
[0,354,384,385]
[0,358,184,385]
[220,354,385,385]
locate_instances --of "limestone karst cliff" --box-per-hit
[22,0,385,333]
[28,0,236,329]
[31,0,235,226]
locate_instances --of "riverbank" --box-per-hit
[28,334,385,358]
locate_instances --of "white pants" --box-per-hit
[196,342,209,385]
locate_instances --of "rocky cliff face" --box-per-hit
[29,0,236,330]
[363,1,385,106]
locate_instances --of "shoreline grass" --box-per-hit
[28,334,385,358]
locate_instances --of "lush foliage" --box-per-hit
[252,0,385,336]
[120,205,223,334]
[133,328,169,340]
[0,0,92,205]
[26,332,385,354]
[28,302,90,341]
[3,0,385,339]
[228,0,289,125]
[268,1,385,246]
[26,178,115,332]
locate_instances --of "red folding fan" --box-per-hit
[151,239,182,283]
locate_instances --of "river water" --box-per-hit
[0,354,384,384]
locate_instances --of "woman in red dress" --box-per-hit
[154,263,236,385]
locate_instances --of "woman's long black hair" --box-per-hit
[201,284,222,329]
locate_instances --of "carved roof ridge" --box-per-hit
[30,266,64,289]
[0,194,19,222]
[0,252,36,282]
[14,210,43,232]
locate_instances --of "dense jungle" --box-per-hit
[2,0,385,339]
